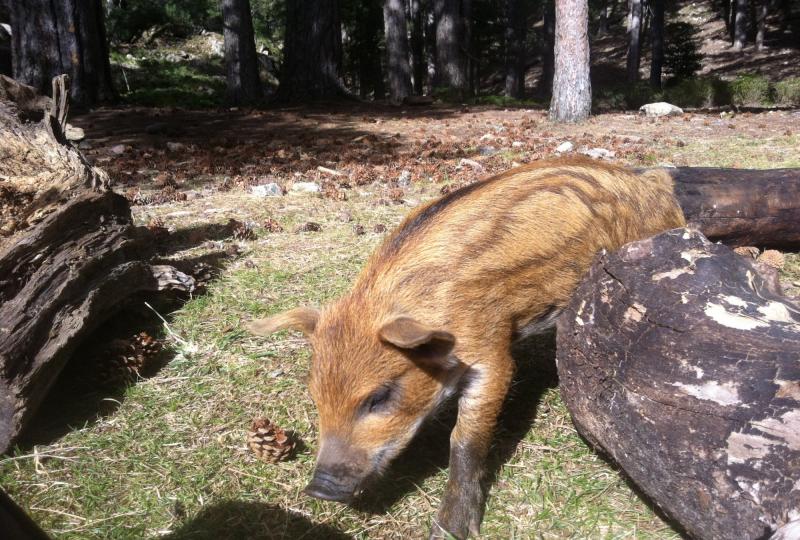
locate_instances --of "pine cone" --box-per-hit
[757,249,785,269]
[147,217,169,241]
[263,218,284,233]
[233,221,257,241]
[94,332,162,385]
[247,418,295,463]
[733,246,759,259]
[295,222,322,233]
[191,262,215,289]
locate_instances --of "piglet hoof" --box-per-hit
[428,482,484,539]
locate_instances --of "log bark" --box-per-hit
[0,77,193,453]
[556,227,800,540]
[658,167,800,250]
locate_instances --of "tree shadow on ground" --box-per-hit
[352,330,558,514]
[157,500,352,540]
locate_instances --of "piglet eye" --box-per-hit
[366,385,393,414]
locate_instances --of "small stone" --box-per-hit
[555,141,574,153]
[458,158,484,171]
[110,144,129,155]
[511,141,525,148]
[290,182,321,194]
[373,223,387,233]
[338,211,353,223]
[250,183,283,197]
[166,141,186,152]
[580,148,615,159]
[398,170,412,187]
[65,124,85,142]
[478,145,497,156]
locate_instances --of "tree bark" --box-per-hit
[384,0,413,103]
[557,227,800,540]
[10,0,114,107]
[433,0,467,99]
[649,0,664,89]
[504,0,527,98]
[733,0,748,49]
[597,0,609,35]
[221,0,263,105]
[409,0,427,95]
[549,0,591,123]
[539,0,555,95]
[662,167,800,250]
[276,0,345,102]
[626,0,643,81]
[755,0,768,50]
[0,77,193,453]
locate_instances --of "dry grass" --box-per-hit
[1,106,799,539]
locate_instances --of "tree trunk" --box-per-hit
[10,0,114,107]
[549,0,591,123]
[276,0,344,102]
[409,0,426,95]
[504,0,527,98]
[0,76,194,453]
[663,167,800,250]
[384,0,412,103]
[557,227,800,540]
[597,0,609,35]
[755,0,768,50]
[649,0,664,89]
[733,0,748,49]
[626,0,643,81]
[433,0,467,99]
[221,0,262,105]
[539,0,555,96]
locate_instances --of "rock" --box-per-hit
[479,133,495,141]
[64,124,85,142]
[639,102,684,117]
[478,145,497,156]
[290,182,321,194]
[398,170,412,187]
[580,147,615,159]
[511,141,525,148]
[250,183,283,197]
[458,158,484,171]
[556,141,574,153]
[110,144,129,155]
[78,141,93,151]
[166,142,186,152]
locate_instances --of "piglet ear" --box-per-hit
[246,307,320,337]
[379,316,457,370]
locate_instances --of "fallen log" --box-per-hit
[0,76,194,453]
[556,227,800,540]
[646,167,800,250]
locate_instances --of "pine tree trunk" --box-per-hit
[504,0,527,98]
[409,0,426,95]
[10,0,114,107]
[597,0,609,35]
[626,0,643,81]
[221,0,262,105]
[276,0,344,102]
[755,0,768,50]
[733,0,748,49]
[649,0,664,89]
[549,0,591,123]
[539,0,555,95]
[433,0,467,98]
[384,0,412,103]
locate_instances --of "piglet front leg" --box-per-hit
[429,354,513,539]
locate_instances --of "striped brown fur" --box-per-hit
[248,157,685,539]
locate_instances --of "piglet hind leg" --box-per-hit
[429,352,514,540]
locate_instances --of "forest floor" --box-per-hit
[1,104,800,539]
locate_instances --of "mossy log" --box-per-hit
[0,76,193,453]
[556,227,800,540]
